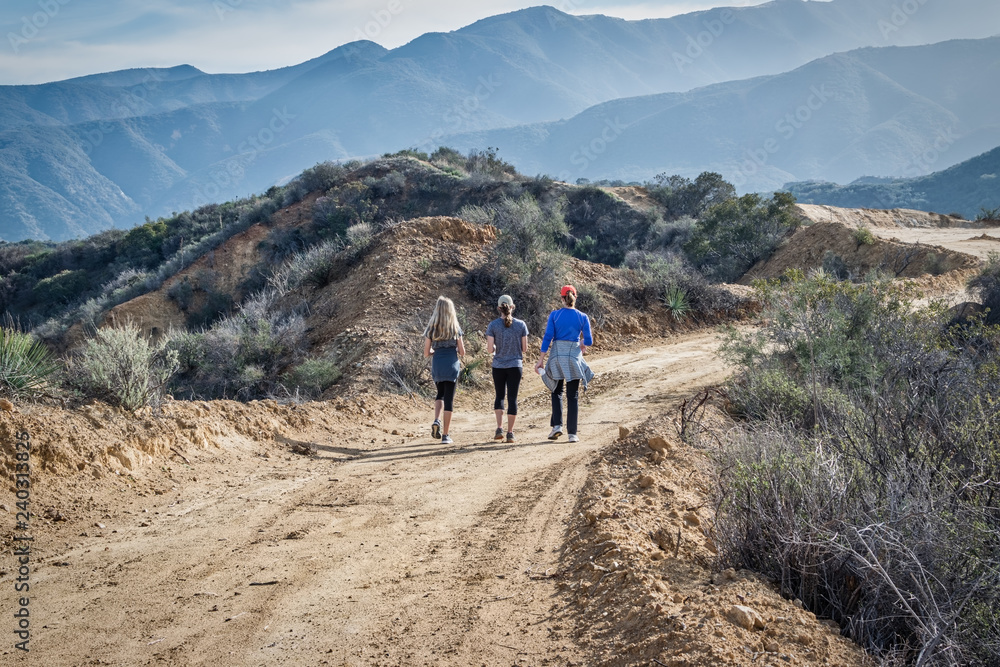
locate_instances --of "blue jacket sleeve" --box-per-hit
[540,312,556,353]
[581,313,593,346]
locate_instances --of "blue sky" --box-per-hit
[0,0,771,84]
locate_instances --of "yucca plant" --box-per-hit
[0,327,59,399]
[662,286,691,321]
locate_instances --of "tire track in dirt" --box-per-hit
[18,330,728,667]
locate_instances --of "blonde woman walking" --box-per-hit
[535,285,594,443]
[423,296,465,444]
[486,295,528,442]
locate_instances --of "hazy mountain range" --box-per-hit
[785,146,1000,219]
[2,0,999,241]
[449,36,1000,190]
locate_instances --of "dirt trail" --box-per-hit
[13,331,730,667]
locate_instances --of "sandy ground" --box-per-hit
[866,227,1000,260]
[3,332,733,667]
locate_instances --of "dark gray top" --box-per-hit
[430,328,463,349]
[486,317,528,368]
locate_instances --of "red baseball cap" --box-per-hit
[560,285,577,297]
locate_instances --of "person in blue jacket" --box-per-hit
[534,285,594,443]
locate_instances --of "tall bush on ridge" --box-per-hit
[462,194,568,332]
[714,272,1000,665]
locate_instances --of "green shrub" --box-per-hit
[465,147,517,178]
[969,252,1000,324]
[67,323,179,411]
[684,191,799,283]
[821,250,850,281]
[647,171,735,220]
[282,356,342,398]
[662,286,691,321]
[380,349,428,395]
[168,291,307,400]
[976,206,1000,222]
[853,225,876,246]
[0,327,58,399]
[713,273,1000,664]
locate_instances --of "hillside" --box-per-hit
[4,0,1000,241]
[786,145,1000,219]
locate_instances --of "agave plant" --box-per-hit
[0,327,59,398]
[662,286,691,321]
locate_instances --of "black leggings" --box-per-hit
[435,381,456,412]
[551,379,581,434]
[492,367,523,415]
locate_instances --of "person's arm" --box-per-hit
[457,336,466,357]
[486,321,496,356]
[423,337,432,358]
[536,313,555,370]
[580,313,593,353]
[520,335,527,355]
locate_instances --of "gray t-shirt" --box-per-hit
[486,318,528,368]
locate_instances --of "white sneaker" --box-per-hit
[568,434,580,443]
[548,426,563,440]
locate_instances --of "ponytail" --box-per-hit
[562,291,577,308]
[499,303,513,328]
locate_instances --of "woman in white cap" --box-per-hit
[423,296,465,444]
[535,285,594,443]
[486,294,529,442]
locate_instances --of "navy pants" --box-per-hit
[550,379,580,434]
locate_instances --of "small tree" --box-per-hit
[684,191,799,282]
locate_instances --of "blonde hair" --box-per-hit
[424,296,461,341]
[562,291,577,308]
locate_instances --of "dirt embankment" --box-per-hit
[558,414,869,667]
[742,221,979,284]
[795,204,976,230]
[796,203,1000,263]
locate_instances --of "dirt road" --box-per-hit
[13,331,728,667]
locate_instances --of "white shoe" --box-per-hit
[548,426,563,440]
[568,434,580,443]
